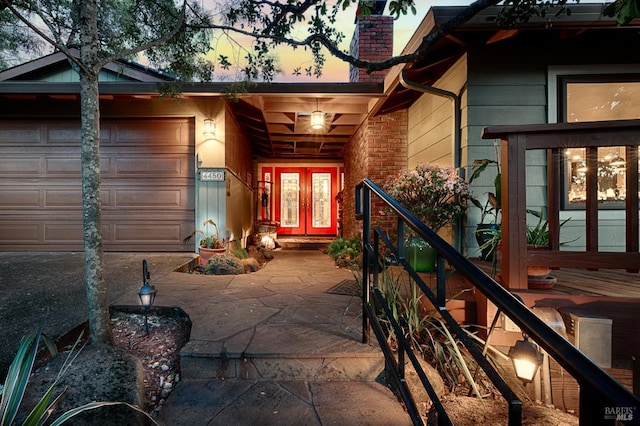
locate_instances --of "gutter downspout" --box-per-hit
[399,70,464,251]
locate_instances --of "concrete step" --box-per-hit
[180,339,385,381]
[275,237,333,251]
[157,378,413,425]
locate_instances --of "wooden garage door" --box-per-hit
[0,118,194,251]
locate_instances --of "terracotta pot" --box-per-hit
[199,246,226,266]
[527,245,551,277]
[528,275,557,289]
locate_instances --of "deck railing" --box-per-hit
[482,119,640,289]
[356,177,640,425]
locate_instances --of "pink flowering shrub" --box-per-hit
[383,163,470,232]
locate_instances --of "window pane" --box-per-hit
[567,82,640,122]
[565,147,628,204]
[565,81,640,207]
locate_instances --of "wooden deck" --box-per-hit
[472,260,640,368]
[382,261,639,414]
[548,268,640,298]
[474,259,640,298]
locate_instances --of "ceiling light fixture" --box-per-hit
[310,99,324,130]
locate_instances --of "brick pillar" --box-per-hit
[343,110,408,239]
[349,13,393,83]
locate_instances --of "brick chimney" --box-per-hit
[349,1,393,83]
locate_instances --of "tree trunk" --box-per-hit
[80,0,112,345]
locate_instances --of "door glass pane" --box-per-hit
[281,173,299,228]
[311,172,331,228]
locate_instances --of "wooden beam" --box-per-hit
[528,250,640,270]
[486,29,519,44]
[501,135,528,291]
[264,101,368,114]
[269,135,348,143]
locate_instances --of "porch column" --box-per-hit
[501,134,528,290]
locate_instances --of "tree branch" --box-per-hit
[0,0,90,74]
[192,0,501,74]
[96,0,188,70]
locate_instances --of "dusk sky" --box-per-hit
[206,1,469,83]
[272,1,469,82]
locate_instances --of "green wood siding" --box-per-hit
[35,67,132,82]
[463,49,550,255]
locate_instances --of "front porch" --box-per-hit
[447,119,640,416]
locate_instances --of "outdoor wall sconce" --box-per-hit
[138,259,157,334]
[508,335,543,383]
[203,118,216,137]
[310,99,324,130]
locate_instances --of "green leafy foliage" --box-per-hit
[0,328,157,426]
[526,208,575,246]
[326,236,362,265]
[183,219,225,249]
[204,254,245,275]
[363,265,489,396]
[604,0,640,24]
[468,147,502,225]
[230,246,249,260]
[384,163,470,233]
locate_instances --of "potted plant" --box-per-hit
[183,219,226,266]
[525,209,576,288]
[384,163,470,272]
[478,208,575,286]
[468,145,501,261]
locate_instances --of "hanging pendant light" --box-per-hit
[310,99,324,130]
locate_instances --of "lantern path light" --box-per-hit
[137,259,157,335]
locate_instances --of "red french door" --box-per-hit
[274,167,337,235]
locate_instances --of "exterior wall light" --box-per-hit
[310,99,324,130]
[508,335,543,383]
[138,259,157,334]
[203,118,216,137]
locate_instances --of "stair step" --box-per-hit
[180,340,384,381]
[276,237,333,250]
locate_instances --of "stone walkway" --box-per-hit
[0,249,411,425]
[118,250,413,425]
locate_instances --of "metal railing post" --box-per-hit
[436,255,446,310]
[361,185,371,344]
[354,177,639,425]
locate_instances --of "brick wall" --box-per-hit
[349,15,393,83]
[343,110,408,239]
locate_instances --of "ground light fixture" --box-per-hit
[508,335,543,383]
[138,259,157,334]
[310,99,324,130]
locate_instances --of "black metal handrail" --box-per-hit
[356,177,640,425]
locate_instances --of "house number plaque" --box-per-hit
[200,169,225,182]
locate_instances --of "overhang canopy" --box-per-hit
[377,4,640,116]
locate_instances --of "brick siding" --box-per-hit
[343,110,408,239]
[349,15,393,83]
